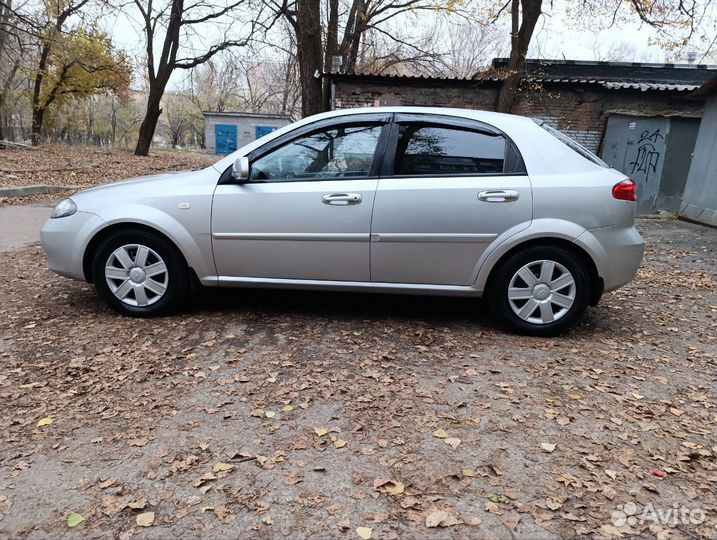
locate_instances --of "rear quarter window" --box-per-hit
[534,120,608,168]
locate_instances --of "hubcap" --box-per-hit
[507,259,576,325]
[105,244,169,307]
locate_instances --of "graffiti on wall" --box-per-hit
[628,129,664,182]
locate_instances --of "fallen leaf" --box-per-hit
[265,411,276,418]
[37,417,53,427]
[136,511,155,527]
[334,439,347,449]
[462,469,476,477]
[444,437,461,448]
[540,442,556,453]
[281,405,294,412]
[215,505,233,523]
[545,497,563,510]
[432,428,449,439]
[213,462,234,473]
[356,526,373,539]
[128,437,148,447]
[67,512,84,528]
[426,510,462,527]
[385,481,405,495]
[313,427,328,437]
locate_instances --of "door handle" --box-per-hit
[478,190,520,202]
[322,193,362,206]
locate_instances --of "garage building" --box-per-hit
[203,112,291,155]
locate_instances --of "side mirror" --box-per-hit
[231,156,250,182]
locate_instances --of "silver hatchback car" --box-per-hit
[41,107,645,335]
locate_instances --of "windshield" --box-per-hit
[533,119,608,168]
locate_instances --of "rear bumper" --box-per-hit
[40,211,104,281]
[576,225,645,293]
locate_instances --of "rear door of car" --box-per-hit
[211,113,390,282]
[370,113,532,286]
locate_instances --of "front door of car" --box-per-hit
[212,115,389,282]
[370,114,533,286]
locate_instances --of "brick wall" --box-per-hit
[334,82,498,111]
[333,80,704,153]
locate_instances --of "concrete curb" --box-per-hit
[0,185,78,198]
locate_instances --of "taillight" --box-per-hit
[612,179,636,202]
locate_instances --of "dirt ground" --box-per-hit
[0,145,217,206]
[0,217,715,540]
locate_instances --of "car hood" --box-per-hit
[72,170,193,197]
[69,168,211,208]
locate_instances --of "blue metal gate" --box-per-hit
[256,126,277,139]
[215,124,238,155]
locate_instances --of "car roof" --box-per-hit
[318,105,533,125]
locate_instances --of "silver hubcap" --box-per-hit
[105,244,168,307]
[508,259,576,325]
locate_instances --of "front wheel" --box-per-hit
[92,229,189,317]
[488,246,591,336]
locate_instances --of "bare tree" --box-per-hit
[128,0,259,156]
[161,94,192,148]
[492,0,713,113]
[267,0,456,117]
[494,0,542,113]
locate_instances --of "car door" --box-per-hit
[370,114,532,286]
[212,114,390,282]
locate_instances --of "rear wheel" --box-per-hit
[488,246,590,336]
[92,229,189,316]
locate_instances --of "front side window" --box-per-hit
[250,124,383,182]
[394,125,507,176]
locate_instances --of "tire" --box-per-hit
[487,246,591,337]
[92,229,189,317]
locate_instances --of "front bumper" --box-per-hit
[576,225,645,293]
[40,211,105,281]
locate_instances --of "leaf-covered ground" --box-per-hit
[0,145,217,206]
[0,218,715,540]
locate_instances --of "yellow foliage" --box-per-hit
[38,27,132,110]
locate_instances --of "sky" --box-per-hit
[99,0,717,90]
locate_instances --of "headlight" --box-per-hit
[50,198,77,219]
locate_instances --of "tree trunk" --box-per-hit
[31,104,46,146]
[135,87,164,155]
[322,0,339,111]
[496,0,542,113]
[31,43,52,145]
[295,0,323,117]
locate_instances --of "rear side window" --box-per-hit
[536,121,608,167]
[394,125,507,175]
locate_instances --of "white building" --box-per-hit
[203,112,291,155]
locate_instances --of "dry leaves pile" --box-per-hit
[0,145,216,206]
[0,217,715,539]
